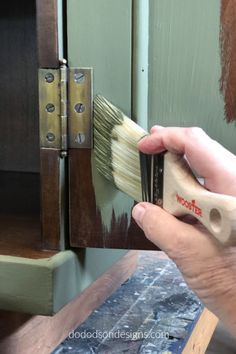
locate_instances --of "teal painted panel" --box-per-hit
[148,0,236,153]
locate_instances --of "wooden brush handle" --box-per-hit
[163,152,236,243]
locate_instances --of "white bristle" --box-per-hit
[94,95,147,201]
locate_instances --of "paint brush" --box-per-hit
[94,95,236,244]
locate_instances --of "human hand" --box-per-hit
[132,127,236,335]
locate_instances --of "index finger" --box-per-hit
[138,126,236,193]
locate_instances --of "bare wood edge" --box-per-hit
[182,308,218,354]
[0,250,138,354]
[40,149,63,250]
[36,0,59,68]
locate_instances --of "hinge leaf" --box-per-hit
[68,68,93,149]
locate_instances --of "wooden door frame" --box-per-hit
[36,0,66,250]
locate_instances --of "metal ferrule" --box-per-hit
[139,152,165,206]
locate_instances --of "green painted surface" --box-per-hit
[57,0,64,61]
[0,249,125,315]
[67,0,134,231]
[148,0,236,153]
[67,0,132,113]
[67,0,236,238]
[132,0,149,130]
[0,255,52,314]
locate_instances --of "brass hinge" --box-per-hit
[68,68,93,148]
[38,65,93,153]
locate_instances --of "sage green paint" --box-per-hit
[132,0,149,131]
[148,0,236,153]
[67,0,134,230]
[57,0,64,61]
[0,248,125,315]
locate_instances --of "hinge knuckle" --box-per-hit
[60,64,68,151]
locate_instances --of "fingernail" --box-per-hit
[138,134,149,143]
[132,204,146,225]
[150,125,164,133]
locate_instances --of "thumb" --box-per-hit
[132,202,197,256]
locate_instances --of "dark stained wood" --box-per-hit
[0,172,45,256]
[0,1,44,256]
[0,0,39,173]
[220,0,236,122]
[62,0,68,61]
[0,172,40,214]
[69,149,157,250]
[37,0,64,250]
[0,214,55,259]
[36,0,59,68]
[0,1,63,255]
[0,250,138,354]
[40,149,64,250]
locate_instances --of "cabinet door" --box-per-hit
[37,0,67,251]
[68,0,236,249]
[68,0,152,249]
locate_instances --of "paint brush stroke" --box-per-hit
[220,0,236,122]
[69,149,155,250]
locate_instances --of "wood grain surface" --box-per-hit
[0,0,65,254]
[183,308,218,354]
[220,0,236,122]
[69,149,156,249]
[40,149,66,250]
[0,214,55,258]
[36,0,59,68]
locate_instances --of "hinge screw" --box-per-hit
[74,103,85,113]
[46,132,56,142]
[60,151,68,158]
[46,103,55,113]
[74,72,85,84]
[45,73,54,83]
[75,133,85,144]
